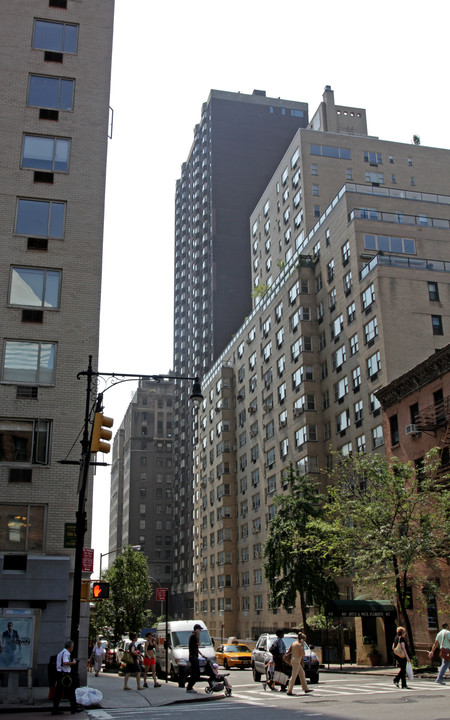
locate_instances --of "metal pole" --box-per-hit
[165,590,169,682]
[70,357,97,655]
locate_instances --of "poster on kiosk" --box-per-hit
[0,612,34,670]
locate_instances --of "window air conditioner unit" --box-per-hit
[405,424,421,436]
[293,408,304,417]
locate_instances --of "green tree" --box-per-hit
[90,546,154,642]
[263,465,339,629]
[324,449,450,658]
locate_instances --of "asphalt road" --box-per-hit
[85,668,449,720]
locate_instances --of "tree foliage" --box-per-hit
[263,465,339,628]
[323,448,450,657]
[89,546,154,642]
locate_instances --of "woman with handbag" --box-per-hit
[392,626,411,689]
[123,633,143,691]
[429,622,450,685]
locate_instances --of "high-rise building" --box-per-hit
[191,88,450,640]
[172,89,310,615]
[109,378,174,613]
[0,0,114,688]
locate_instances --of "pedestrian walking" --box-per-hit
[270,629,288,692]
[392,626,411,689]
[286,632,314,695]
[186,624,206,694]
[91,640,105,676]
[51,640,79,715]
[143,632,161,688]
[429,622,450,685]
[123,632,143,691]
[263,651,276,691]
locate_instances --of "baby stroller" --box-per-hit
[204,660,232,696]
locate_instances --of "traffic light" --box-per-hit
[92,582,110,600]
[91,412,114,453]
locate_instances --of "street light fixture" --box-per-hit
[99,545,142,577]
[69,357,202,656]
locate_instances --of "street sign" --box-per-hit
[156,588,167,601]
[64,523,77,548]
[82,548,94,573]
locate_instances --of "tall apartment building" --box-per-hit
[109,379,174,612]
[0,1,114,687]
[172,90,310,615]
[190,89,450,640]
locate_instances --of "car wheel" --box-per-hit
[310,673,319,684]
[252,663,261,682]
[224,659,229,670]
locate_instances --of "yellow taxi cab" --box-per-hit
[215,643,252,669]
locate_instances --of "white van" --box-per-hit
[155,620,216,686]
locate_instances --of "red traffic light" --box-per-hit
[92,581,109,599]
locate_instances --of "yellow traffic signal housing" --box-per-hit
[91,412,113,453]
[92,582,110,600]
[81,580,90,602]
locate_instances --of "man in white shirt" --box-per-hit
[429,623,450,685]
[52,640,79,715]
[91,640,106,677]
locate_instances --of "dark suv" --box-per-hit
[251,632,319,684]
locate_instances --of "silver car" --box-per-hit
[251,632,319,684]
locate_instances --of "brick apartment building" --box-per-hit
[189,88,450,640]
[0,1,114,686]
[377,344,450,663]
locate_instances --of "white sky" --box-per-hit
[91,0,450,575]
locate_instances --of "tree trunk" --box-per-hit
[393,555,415,657]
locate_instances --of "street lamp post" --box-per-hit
[100,545,142,577]
[69,358,203,658]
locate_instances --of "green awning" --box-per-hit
[326,599,397,618]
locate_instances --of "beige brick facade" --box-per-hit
[190,91,450,640]
[0,1,114,685]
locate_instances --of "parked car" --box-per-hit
[251,633,320,684]
[116,637,146,674]
[216,643,252,669]
[102,641,118,669]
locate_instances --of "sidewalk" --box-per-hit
[322,662,438,679]
[0,670,221,717]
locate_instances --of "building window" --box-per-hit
[314,205,320,217]
[0,418,51,465]
[431,315,443,336]
[15,199,66,239]
[9,267,61,309]
[3,340,56,385]
[389,414,399,445]
[33,20,78,53]
[22,135,70,173]
[372,425,384,448]
[28,75,75,111]
[428,282,439,301]
[0,504,45,551]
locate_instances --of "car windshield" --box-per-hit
[172,630,212,648]
[224,644,250,652]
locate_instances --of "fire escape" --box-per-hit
[414,395,450,468]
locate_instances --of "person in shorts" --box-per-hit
[143,632,160,688]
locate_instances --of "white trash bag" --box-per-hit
[75,686,103,708]
[406,661,414,682]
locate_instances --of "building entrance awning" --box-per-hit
[325,599,397,618]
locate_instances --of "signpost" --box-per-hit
[155,589,169,682]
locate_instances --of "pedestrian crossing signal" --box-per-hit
[92,582,109,600]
